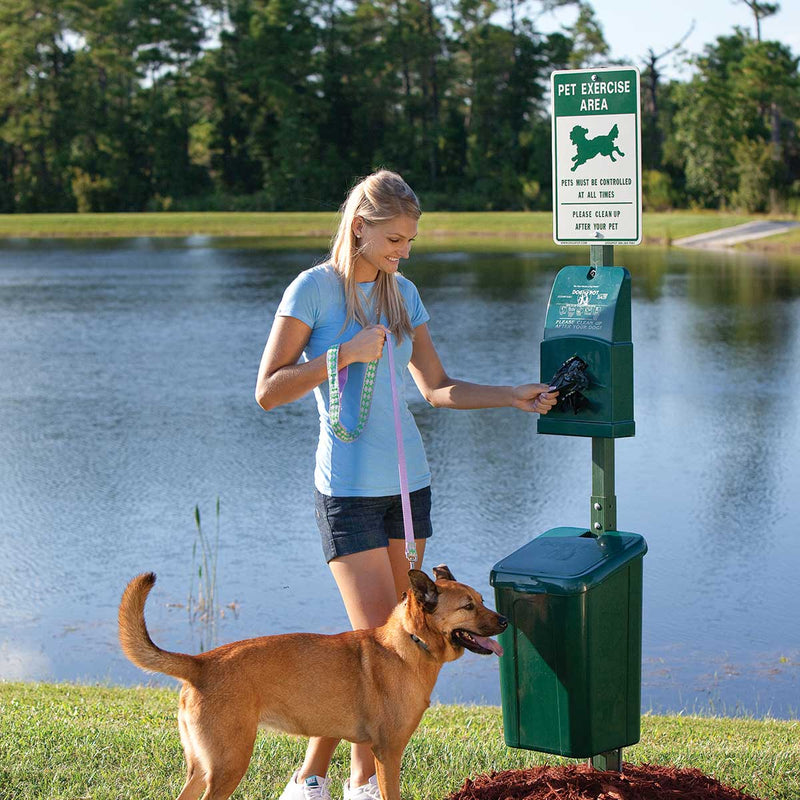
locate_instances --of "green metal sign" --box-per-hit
[551,67,642,246]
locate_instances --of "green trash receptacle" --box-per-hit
[490,526,647,758]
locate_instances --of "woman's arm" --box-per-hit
[407,323,558,413]
[255,316,388,411]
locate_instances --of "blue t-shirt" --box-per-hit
[276,263,432,497]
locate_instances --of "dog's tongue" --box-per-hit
[474,635,503,657]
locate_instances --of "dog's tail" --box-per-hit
[118,573,202,684]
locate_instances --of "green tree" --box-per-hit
[735,0,780,42]
[0,0,78,211]
[730,37,800,209]
[564,1,609,68]
[448,1,569,208]
[640,22,694,172]
[349,0,455,193]
[69,0,205,210]
[213,0,322,201]
[671,29,799,210]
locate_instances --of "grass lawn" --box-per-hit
[1,682,797,800]
[0,210,791,250]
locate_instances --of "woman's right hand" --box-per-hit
[340,325,388,365]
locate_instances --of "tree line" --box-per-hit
[0,0,797,214]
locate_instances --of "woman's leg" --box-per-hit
[296,540,428,787]
[338,540,427,788]
[328,547,401,788]
[387,538,427,600]
[297,737,340,784]
[329,547,399,628]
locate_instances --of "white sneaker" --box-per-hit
[342,774,382,800]
[278,770,332,800]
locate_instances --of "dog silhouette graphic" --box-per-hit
[569,123,625,171]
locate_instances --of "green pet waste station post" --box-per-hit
[490,245,647,772]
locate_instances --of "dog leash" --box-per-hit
[384,335,418,570]
[326,336,418,570]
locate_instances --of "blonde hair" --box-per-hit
[329,170,421,343]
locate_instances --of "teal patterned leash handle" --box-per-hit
[326,344,378,443]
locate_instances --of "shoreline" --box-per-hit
[673,220,800,251]
[0,211,798,253]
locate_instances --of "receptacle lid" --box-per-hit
[490,526,647,595]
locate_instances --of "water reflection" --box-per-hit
[0,238,798,717]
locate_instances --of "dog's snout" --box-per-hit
[497,614,508,630]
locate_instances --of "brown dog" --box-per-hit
[118,565,507,800]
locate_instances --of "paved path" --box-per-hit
[673,220,800,250]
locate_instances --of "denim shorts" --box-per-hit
[314,486,433,563]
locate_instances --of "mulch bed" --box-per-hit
[447,763,765,800]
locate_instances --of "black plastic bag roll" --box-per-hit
[548,355,590,414]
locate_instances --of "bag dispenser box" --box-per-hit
[538,266,634,438]
[490,527,647,758]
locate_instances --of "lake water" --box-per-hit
[0,238,798,719]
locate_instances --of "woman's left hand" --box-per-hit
[511,384,559,414]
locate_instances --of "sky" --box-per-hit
[538,0,800,80]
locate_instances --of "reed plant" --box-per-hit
[187,498,221,650]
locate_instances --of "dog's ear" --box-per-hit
[408,570,439,613]
[432,564,456,583]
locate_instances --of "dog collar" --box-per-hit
[410,633,430,652]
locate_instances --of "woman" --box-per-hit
[255,170,557,800]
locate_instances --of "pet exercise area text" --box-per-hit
[555,77,633,112]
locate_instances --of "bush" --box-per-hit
[643,170,674,212]
[154,191,279,213]
[70,168,114,213]
[731,139,775,213]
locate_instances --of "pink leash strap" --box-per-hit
[385,336,418,569]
